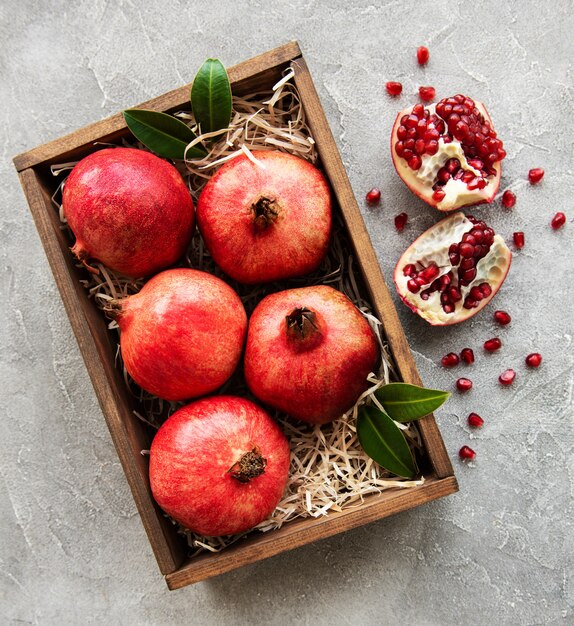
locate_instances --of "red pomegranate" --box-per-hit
[111,269,247,401]
[244,285,379,424]
[391,95,505,211]
[196,151,332,284]
[394,212,511,325]
[150,396,290,536]
[63,147,194,276]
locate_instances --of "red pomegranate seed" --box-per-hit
[441,352,460,367]
[366,188,381,204]
[513,232,525,249]
[417,46,429,65]
[432,189,446,202]
[395,212,408,231]
[501,190,516,208]
[459,445,476,460]
[551,212,566,230]
[386,81,403,96]
[467,413,484,428]
[525,353,542,367]
[499,369,516,385]
[456,378,473,392]
[528,168,544,184]
[484,337,502,352]
[419,86,436,102]
[460,348,475,364]
[494,310,511,325]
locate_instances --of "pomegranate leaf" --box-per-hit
[122,109,207,160]
[357,405,416,479]
[375,383,450,422]
[191,58,232,134]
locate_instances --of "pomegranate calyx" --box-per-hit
[286,307,321,341]
[228,447,267,483]
[103,298,124,320]
[252,196,279,230]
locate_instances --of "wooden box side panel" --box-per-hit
[18,167,185,574]
[166,475,458,589]
[292,59,454,480]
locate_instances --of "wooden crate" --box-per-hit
[14,41,457,590]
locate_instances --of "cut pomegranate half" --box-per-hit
[394,212,512,325]
[391,95,505,211]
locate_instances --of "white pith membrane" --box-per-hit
[394,212,511,325]
[51,72,426,556]
[391,101,501,212]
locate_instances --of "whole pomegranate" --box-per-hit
[391,95,505,211]
[394,212,511,325]
[111,269,247,401]
[63,147,194,277]
[196,150,332,284]
[149,396,290,537]
[244,286,379,424]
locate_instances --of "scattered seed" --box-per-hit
[513,232,525,249]
[419,86,436,102]
[551,212,566,230]
[441,352,460,367]
[501,190,516,208]
[460,348,475,364]
[417,46,430,65]
[459,445,476,460]
[525,353,542,367]
[528,168,544,184]
[494,310,511,325]
[484,337,502,352]
[467,413,484,428]
[456,377,473,392]
[386,81,403,96]
[395,212,408,231]
[499,369,516,385]
[366,188,381,204]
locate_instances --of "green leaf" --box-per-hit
[375,383,450,422]
[357,405,416,478]
[122,109,207,160]
[191,58,232,134]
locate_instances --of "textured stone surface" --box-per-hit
[1,1,573,623]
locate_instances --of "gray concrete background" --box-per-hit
[1,0,573,624]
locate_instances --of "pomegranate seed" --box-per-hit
[484,338,502,352]
[460,348,475,365]
[467,413,484,428]
[366,188,381,204]
[551,212,566,230]
[386,81,403,96]
[513,232,525,249]
[528,168,544,184]
[403,263,416,277]
[441,352,460,367]
[494,310,511,325]
[459,445,476,460]
[417,46,429,65]
[456,378,473,392]
[525,353,542,367]
[432,189,446,202]
[408,155,422,170]
[501,190,516,208]
[419,86,436,102]
[499,369,516,385]
[395,212,408,231]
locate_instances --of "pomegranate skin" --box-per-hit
[244,286,379,424]
[150,396,290,536]
[63,147,194,277]
[116,269,247,401]
[196,151,332,284]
